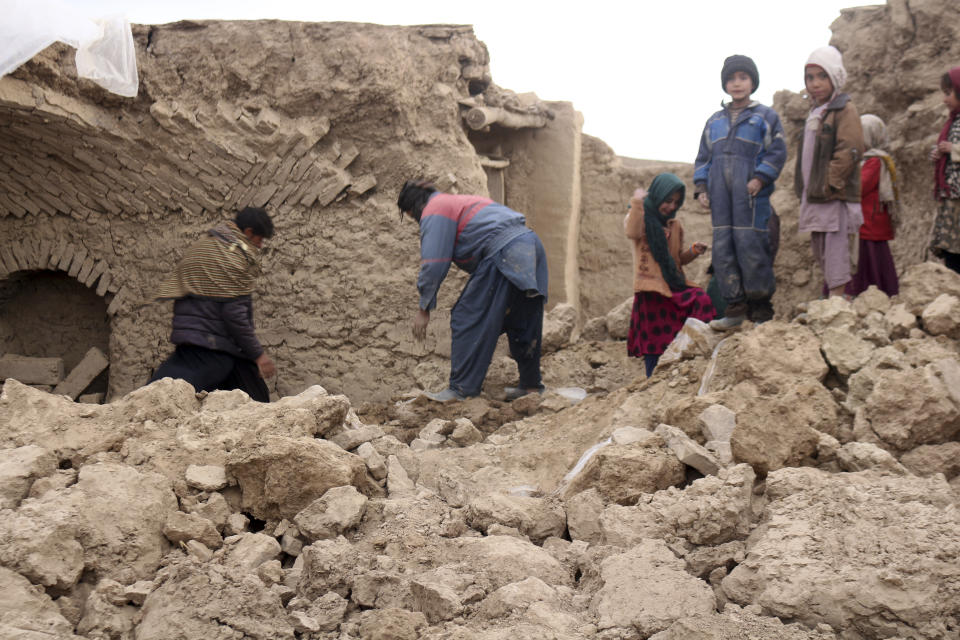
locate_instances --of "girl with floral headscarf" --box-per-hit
[624,173,715,377]
[929,66,960,274]
[794,45,866,298]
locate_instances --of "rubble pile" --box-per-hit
[1,260,959,640]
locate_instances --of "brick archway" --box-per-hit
[0,237,128,315]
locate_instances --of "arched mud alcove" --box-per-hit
[0,270,110,395]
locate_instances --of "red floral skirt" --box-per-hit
[627,287,716,357]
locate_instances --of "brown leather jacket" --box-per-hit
[625,196,697,298]
[794,93,865,203]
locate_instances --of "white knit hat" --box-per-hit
[805,45,847,93]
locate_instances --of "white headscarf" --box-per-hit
[860,114,897,206]
[805,45,847,96]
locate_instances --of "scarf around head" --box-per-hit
[935,66,960,199]
[154,221,261,300]
[643,173,687,293]
[861,114,898,203]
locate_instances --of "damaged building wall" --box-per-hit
[1,20,590,402]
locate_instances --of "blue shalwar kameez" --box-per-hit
[416,193,548,397]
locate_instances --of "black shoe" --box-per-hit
[748,298,774,323]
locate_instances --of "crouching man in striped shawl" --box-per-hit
[149,207,276,402]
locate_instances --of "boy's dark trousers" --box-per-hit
[710,176,776,309]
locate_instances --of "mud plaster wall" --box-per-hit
[576,135,707,321]
[766,0,960,315]
[0,21,515,403]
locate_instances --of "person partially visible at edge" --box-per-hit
[149,206,276,402]
[397,180,548,402]
[929,66,960,275]
[693,54,787,331]
[794,45,866,299]
[625,173,715,378]
[847,114,899,297]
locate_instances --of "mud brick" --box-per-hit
[106,286,127,315]
[84,260,108,288]
[348,174,377,196]
[0,246,19,274]
[36,237,52,267]
[68,248,88,277]
[95,271,112,297]
[6,191,39,216]
[56,243,75,270]
[48,238,68,269]
[34,190,70,214]
[53,346,109,400]
[335,143,360,170]
[0,192,25,218]
[77,392,105,404]
[196,170,226,193]
[275,182,300,207]
[77,256,97,282]
[0,354,64,385]
[275,130,306,158]
[72,147,108,173]
[9,241,29,271]
[271,151,301,186]
[236,182,259,207]
[257,157,282,183]
[241,161,267,186]
[250,183,279,208]
[317,173,351,206]
[291,155,316,182]
[103,165,138,192]
[115,151,144,172]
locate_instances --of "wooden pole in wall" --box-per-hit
[464,106,549,131]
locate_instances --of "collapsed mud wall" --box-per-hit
[577,135,709,321]
[0,20,581,403]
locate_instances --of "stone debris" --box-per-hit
[0,444,57,509]
[163,511,224,549]
[0,353,63,385]
[542,302,577,353]
[184,464,228,491]
[53,346,109,400]
[921,293,960,339]
[294,485,368,541]
[2,10,960,637]
[356,441,388,480]
[655,423,721,476]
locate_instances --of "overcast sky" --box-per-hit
[65,0,864,162]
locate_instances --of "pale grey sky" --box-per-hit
[65,0,863,162]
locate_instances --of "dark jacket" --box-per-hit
[170,295,263,360]
[794,93,865,203]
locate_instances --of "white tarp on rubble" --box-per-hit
[0,0,138,97]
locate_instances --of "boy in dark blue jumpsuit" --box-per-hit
[694,55,786,329]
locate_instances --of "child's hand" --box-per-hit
[746,178,763,196]
[633,188,648,201]
[938,141,954,154]
[697,192,710,209]
[692,242,709,256]
[931,145,942,161]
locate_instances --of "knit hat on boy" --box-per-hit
[721,55,759,93]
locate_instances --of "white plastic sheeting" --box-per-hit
[0,0,138,97]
